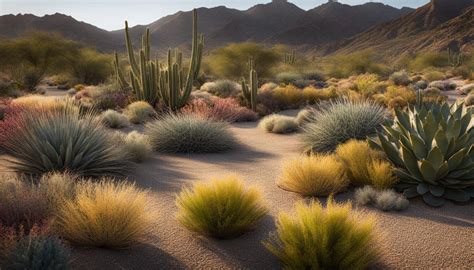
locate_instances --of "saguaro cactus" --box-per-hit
[114,9,203,111]
[241,58,258,111]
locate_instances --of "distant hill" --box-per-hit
[0,0,412,53]
[330,0,474,56]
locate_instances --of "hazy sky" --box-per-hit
[1,0,430,31]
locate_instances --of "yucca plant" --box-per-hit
[369,93,474,206]
[4,104,131,177]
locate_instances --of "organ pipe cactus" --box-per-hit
[369,93,474,207]
[241,58,258,111]
[114,9,203,111]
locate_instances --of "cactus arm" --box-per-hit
[114,52,129,89]
[124,21,140,75]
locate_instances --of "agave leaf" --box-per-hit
[447,148,467,170]
[423,113,438,145]
[409,133,427,159]
[414,116,425,139]
[417,183,429,195]
[460,113,471,134]
[394,168,422,183]
[378,134,404,167]
[419,160,438,184]
[447,120,461,141]
[422,193,445,207]
[367,138,382,151]
[401,145,424,181]
[41,154,54,171]
[403,186,419,198]
[429,185,445,197]
[444,189,470,203]
[395,109,411,132]
[459,170,474,180]
[447,169,470,179]
[434,130,449,157]
[435,162,449,180]
[426,146,444,170]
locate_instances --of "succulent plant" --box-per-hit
[369,93,474,207]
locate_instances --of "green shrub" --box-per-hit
[55,180,152,248]
[409,53,447,71]
[67,48,112,85]
[101,109,129,129]
[389,70,411,86]
[423,70,445,82]
[4,104,131,177]
[120,131,153,163]
[125,101,156,124]
[301,99,387,153]
[176,175,267,239]
[145,114,236,153]
[201,80,241,98]
[279,155,349,196]
[276,72,302,84]
[325,50,389,78]
[353,73,384,96]
[6,236,70,270]
[354,186,409,212]
[264,199,381,269]
[258,114,298,134]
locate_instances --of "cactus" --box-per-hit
[114,9,203,111]
[284,50,296,64]
[368,93,474,207]
[447,48,464,68]
[241,58,258,111]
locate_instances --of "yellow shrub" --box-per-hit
[368,160,398,189]
[176,175,267,239]
[12,95,66,110]
[279,155,349,196]
[353,73,384,97]
[383,86,416,108]
[273,85,304,108]
[55,180,152,248]
[302,86,337,104]
[264,199,381,269]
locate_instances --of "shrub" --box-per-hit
[4,104,131,177]
[119,131,153,163]
[382,86,416,108]
[259,82,278,92]
[55,180,151,248]
[257,88,281,114]
[0,224,50,263]
[264,199,381,269]
[389,70,411,86]
[6,236,70,270]
[258,114,298,134]
[295,109,317,126]
[68,47,112,85]
[302,86,337,104]
[325,50,389,77]
[146,114,236,153]
[90,85,130,110]
[415,80,428,90]
[201,80,241,98]
[101,109,129,129]
[11,95,65,110]
[368,160,398,190]
[0,101,27,151]
[355,186,409,212]
[409,53,447,71]
[125,101,156,124]
[0,175,50,231]
[176,175,267,239]
[38,173,77,214]
[182,98,257,123]
[423,70,445,82]
[276,72,303,84]
[301,99,387,153]
[279,155,348,196]
[273,85,304,109]
[353,73,384,96]
[303,70,326,81]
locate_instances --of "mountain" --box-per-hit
[331,0,474,56]
[0,1,417,52]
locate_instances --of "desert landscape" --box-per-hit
[0,0,473,269]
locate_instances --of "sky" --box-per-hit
[0,0,430,31]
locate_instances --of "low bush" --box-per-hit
[409,53,447,71]
[258,114,298,134]
[0,224,50,264]
[273,85,304,109]
[176,175,267,239]
[259,82,278,92]
[91,86,130,110]
[389,70,411,86]
[354,186,409,212]
[279,155,348,196]
[119,131,153,163]
[200,80,241,98]
[55,180,151,248]
[4,104,131,177]
[101,109,129,129]
[125,101,156,124]
[353,73,384,96]
[423,70,445,82]
[303,70,326,81]
[276,72,303,85]
[302,86,337,104]
[377,86,416,109]
[6,236,70,270]
[295,109,317,126]
[11,95,65,110]
[367,160,398,190]
[301,99,387,153]
[146,114,236,153]
[182,98,257,123]
[0,101,27,151]
[264,199,381,269]
[38,173,77,214]
[257,88,281,115]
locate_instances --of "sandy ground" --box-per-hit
[1,90,472,269]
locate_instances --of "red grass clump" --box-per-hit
[0,99,28,151]
[182,97,258,123]
[0,223,51,261]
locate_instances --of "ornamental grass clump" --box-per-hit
[3,104,131,177]
[125,101,156,124]
[176,175,267,239]
[264,199,381,270]
[146,114,236,153]
[101,109,129,129]
[354,186,409,212]
[55,180,152,248]
[301,99,387,153]
[120,131,153,163]
[279,155,349,196]
[258,114,299,134]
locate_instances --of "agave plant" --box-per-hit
[369,94,474,206]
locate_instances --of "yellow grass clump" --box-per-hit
[302,86,337,104]
[55,180,152,248]
[11,95,66,110]
[175,175,267,239]
[368,160,399,189]
[279,155,349,196]
[264,199,381,269]
[273,85,304,108]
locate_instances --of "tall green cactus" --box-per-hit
[241,58,258,111]
[114,9,203,111]
[285,50,296,64]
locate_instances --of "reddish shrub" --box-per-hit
[0,100,28,151]
[182,98,257,123]
[0,223,51,261]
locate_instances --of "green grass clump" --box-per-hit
[389,70,411,86]
[125,101,156,124]
[354,186,409,212]
[258,114,299,134]
[201,80,241,98]
[4,104,131,177]
[276,72,303,85]
[6,236,70,270]
[176,175,267,239]
[145,114,236,153]
[264,199,381,269]
[120,131,153,163]
[55,180,152,248]
[101,109,129,129]
[279,155,349,196]
[301,99,386,153]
